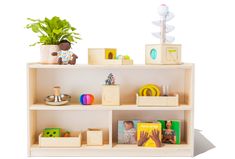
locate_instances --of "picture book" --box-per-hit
[158,120,181,144]
[118,120,140,144]
[137,122,162,147]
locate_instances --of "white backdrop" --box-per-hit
[0,0,235,158]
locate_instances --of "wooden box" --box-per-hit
[39,132,82,147]
[88,48,133,65]
[136,94,179,106]
[145,44,181,65]
[88,48,116,65]
[102,85,120,106]
[87,128,103,146]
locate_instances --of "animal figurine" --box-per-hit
[51,40,78,65]
[105,73,115,85]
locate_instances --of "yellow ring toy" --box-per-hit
[143,87,157,96]
[138,84,161,96]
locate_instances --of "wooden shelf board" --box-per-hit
[31,143,111,149]
[30,143,193,157]
[30,104,192,111]
[113,142,190,149]
[28,63,193,69]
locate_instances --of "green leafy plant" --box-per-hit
[26,16,80,46]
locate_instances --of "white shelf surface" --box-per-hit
[28,63,193,69]
[30,143,193,157]
[30,104,192,111]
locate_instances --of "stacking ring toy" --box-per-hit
[80,94,94,105]
[138,84,161,96]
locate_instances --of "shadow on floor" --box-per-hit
[194,129,215,156]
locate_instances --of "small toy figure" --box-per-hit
[51,40,78,65]
[105,73,115,85]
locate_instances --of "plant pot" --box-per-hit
[40,45,60,64]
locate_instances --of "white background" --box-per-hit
[0,0,234,158]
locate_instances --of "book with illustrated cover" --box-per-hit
[158,120,181,144]
[137,122,162,147]
[118,120,140,144]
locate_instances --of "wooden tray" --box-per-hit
[136,94,179,107]
[39,132,82,147]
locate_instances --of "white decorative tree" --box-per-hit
[152,4,175,44]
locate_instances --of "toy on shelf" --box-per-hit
[43,128,61,137]
[63,131,71,137]
[79,94,94,105]
[146,4,181,65]
[45,86,71,106]
[158,120,181,144]
[102,73,120,106]
[118,120,140,144]
[137,122,162,147]
[116,55,131,60]
[87,128,103,146]
[51,40,78,65]
[138,84,161,96]
[88,48,133,65]
[136,84,179,107]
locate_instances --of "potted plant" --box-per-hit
[26,16,80,64]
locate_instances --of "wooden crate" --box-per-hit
[145,44,181,65]
[87,128,103,146]
[136,94,179,106]
[102,85,120,106]
[88,48,133,65]
[39,132,82,147]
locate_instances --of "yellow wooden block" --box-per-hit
[105,49,116,59]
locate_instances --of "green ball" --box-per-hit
[124,55,130,60]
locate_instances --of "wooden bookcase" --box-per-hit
[27,63,194,157]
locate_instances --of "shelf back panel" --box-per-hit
[36,68,189,105]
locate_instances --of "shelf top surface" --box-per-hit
[30,104,192,111]
[28,63,194,69]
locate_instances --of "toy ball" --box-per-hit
[158,4,169,16]
[116,55,123,59]
[123,55,130,60]
[80,94,94,105]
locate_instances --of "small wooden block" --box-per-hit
[145,44,181,65]
[102,85,120,106]
[87,128,103,146]
[43,128,61,137]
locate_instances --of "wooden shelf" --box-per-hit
[27,62,194,157]
[28,63,193,69]
[30,104,192,111]
[30,143,192,157]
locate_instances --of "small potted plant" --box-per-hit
[26,16,80,64]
